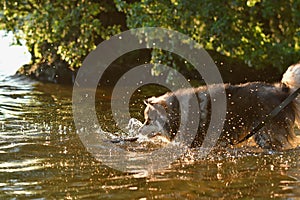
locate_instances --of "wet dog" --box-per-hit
[139,62,300,150]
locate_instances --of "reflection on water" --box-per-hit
[0,73,299,199]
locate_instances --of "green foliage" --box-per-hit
[0,0,124,69]
[116,0,300,71]
[0,0,299,74]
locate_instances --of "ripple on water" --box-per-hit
[0,74,299,199]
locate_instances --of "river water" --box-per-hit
[0,72,300,199]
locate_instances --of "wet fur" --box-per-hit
[139,63,300,150]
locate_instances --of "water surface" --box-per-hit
[0,73,299,199]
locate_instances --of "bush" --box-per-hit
[1,0,299,79]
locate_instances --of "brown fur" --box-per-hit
[139,82,298,150]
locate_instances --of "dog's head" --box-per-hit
[138,93,180,139]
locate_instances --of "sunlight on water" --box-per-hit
[94,117,171,153]
[0,159,44,172]
[0,72,299,199]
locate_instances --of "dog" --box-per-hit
[138,62,300,150]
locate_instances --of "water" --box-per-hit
[0,73,300,199]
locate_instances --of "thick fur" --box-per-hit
[139,62,300,150]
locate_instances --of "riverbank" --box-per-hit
[16,62,76,85]
[15,50,282,86]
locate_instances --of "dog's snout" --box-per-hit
[138,126,142,134]
[138,125,145,135]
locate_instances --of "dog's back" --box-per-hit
[140,62,300,150]
[220,82,296,149]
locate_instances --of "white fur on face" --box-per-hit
[139,89,210,139]
[138,102,168,137]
